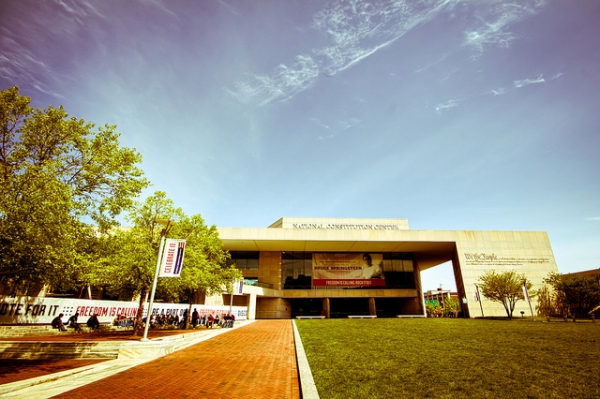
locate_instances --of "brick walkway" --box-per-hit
[53,320,300,399]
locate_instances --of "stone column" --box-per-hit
[247,293,257,320]
[369,297,376,316]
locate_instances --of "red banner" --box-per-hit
[312,253,386,287]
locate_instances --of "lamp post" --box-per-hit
[475,283,485,317]
[522,279,535,321]
[141,219,175,342]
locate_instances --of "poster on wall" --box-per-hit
[313,253,386,287]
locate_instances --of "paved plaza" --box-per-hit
[0,320,303,399]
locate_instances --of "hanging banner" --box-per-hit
[234,279,244,295]
[312,253,386,287]
[159,239,186,277]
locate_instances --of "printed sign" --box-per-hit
[0,296,247,325]
[159,239,186,277]
[312,253,386,287]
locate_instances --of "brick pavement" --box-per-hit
[52,320,300,399]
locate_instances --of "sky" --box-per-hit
[1,0,599,291]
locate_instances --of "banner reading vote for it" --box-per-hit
[159,239,186,277]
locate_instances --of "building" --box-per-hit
[218,217,559,319]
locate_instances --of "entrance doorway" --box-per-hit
[291,299,323,318]
[329,298,370,318]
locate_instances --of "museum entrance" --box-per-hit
[374,297,412,317]
[291,298,323,318]
[329,298,370,318]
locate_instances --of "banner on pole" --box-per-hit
[522,284,530,301]
[159,239,186,277]
[234,279,244,295]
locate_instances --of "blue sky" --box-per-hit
[1,0,599,291]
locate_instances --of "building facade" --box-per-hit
[219,217,559,319]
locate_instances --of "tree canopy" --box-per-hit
[477,270,533,318]
[543,272,600,317]
[86,191,240,335]
[0,86,149,294]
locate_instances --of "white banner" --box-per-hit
[234,279,244,295]
[159,238,186,277]
[0,296,247,325]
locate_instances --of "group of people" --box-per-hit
[51,312,101,332]
[52,310,237,332]
[150,312,185,328]
[114,313,135,328]
[191,309,235,329]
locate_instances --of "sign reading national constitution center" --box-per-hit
[312,253,386,287]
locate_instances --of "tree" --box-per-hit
[88,191,239,335]
[535,285,556,321]
[87,191,181,336]
[0,86,148,294]
[543,272,600,318]
[477,270,533,318]
[443,296,459,317]
[160,213,241,329]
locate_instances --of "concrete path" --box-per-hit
[2,320,305,399]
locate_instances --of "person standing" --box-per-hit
[191,309,199,329]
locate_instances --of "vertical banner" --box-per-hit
[234,278,244,295]
[159,239,186,277]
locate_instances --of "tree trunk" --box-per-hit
[133,288,148,336]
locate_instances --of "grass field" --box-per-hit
[295,318,600,399]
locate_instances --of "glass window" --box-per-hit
[282,252,312,289]
[227,251,259,270]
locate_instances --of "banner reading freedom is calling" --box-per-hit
[312,253,385,287]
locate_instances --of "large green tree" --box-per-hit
[160,213,241,329]
[477,270,533,318]
[0,86,148,294]
[89,191,239,335]
[543,272,600,317]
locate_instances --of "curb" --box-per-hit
[293,320,320,399]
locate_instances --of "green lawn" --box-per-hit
[295,318,600,399]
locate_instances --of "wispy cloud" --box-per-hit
[586,217,600,222]
[491,88,505,96]
[436,99,459,112]
[311,116,361,140]
[514,74,545,88]
[464,1,546,53]
[228,0,457,106]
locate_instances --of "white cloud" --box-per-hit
[436,99,458,112]
[228,0,457,106]
[514,74,545,88]
[491,88,505,96]
[464,1,546,53]
[586,217,600,222]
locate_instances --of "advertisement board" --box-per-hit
[312,253,386,287]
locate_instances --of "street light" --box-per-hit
[141,219,175,342]
[474,283,485,317]
[522,279,535,321]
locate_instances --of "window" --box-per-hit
[227,251,259,270]
[282,252,312,289]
